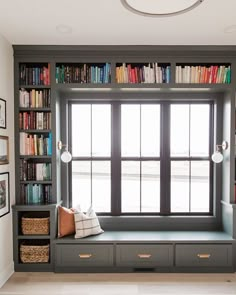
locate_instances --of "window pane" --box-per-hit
[171,105,189,157]
[141,105,160,157]
[92,105,111,157]
[141,161,160,212]
[190,105,209,157]
[121,105,140,157]
[92,161,111,212]
[191,161,209,212]
[72,161,91,211]
[72,105,91,157]
[122,161,140,212]
[171,161,189,212]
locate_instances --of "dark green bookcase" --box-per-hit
[12,45,236,272]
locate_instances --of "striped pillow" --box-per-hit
[74,207,104,239]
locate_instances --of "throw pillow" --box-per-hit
[58,206,75,238]
[74,206,104,239]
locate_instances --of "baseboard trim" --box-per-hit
[0,261,14,288]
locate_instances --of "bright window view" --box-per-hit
[170,104,210,213]
[70,102,212,215]
[71,104,111,212]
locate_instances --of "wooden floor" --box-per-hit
[1,272,236,295]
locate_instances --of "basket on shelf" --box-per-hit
[20,241,49,263]
[21,215,50,235]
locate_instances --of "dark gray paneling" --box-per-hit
[222,201,233,236]
[12,45,236,59]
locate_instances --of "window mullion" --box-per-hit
[160,102,170,215]
[189,105,191,213]
[90,105,93,207]
[111,103,121,215]
[140,105,142,213]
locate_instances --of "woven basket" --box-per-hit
[20,242,49,263]
[21,216,50,235]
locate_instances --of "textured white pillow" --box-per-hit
[74,207,104,239]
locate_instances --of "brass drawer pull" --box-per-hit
[137,254,152,259]
[79,254,92,259]
[197,254,211,259]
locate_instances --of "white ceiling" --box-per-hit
[1,0,236,45]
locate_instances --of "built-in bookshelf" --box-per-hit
[12,46,236,273]
[13,61,56,271]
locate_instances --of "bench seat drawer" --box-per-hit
[175,244,232,267]
[116,244,173,267]
[55,244,113,267]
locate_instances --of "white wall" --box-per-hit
[0,34,14,288]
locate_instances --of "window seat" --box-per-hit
[54,230,234,243]
[54,231,235,273]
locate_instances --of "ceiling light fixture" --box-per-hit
[120,0,204,17]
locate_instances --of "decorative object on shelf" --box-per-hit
[20,241,49,263]
[120,0,204,17]
[21,214,50,235]
[211,141,228,163]
[0,136,9,165]
[0,98,6,129]
[0,172,9,218]
[57,140,72,163]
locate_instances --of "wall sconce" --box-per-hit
[57,141,72,163]
[211,141,228,163]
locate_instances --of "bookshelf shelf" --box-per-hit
[20,181,52,185]
[19,129,51,133]
[19,85,51,89]
[17,235,51,239]
[19,155,51,159]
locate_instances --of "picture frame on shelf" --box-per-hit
[0,98,6,129]
[0,136,9,165]
[0,172,10,218]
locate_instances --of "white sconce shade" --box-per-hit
[61,150,72,163]
[211,151,223,163]
[211,141,228,164]
[58,141,72,163]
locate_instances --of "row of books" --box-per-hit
[116,63,171,83]
[19,111,51,130]
[20,184,52,205]
[19,89,51,108]
[175,65,231,84]
[20,132,52,156]
[19,64,50,86]
[55,63,111,84]
[20,160,52,181]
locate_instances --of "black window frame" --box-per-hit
[66,98,214,217]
